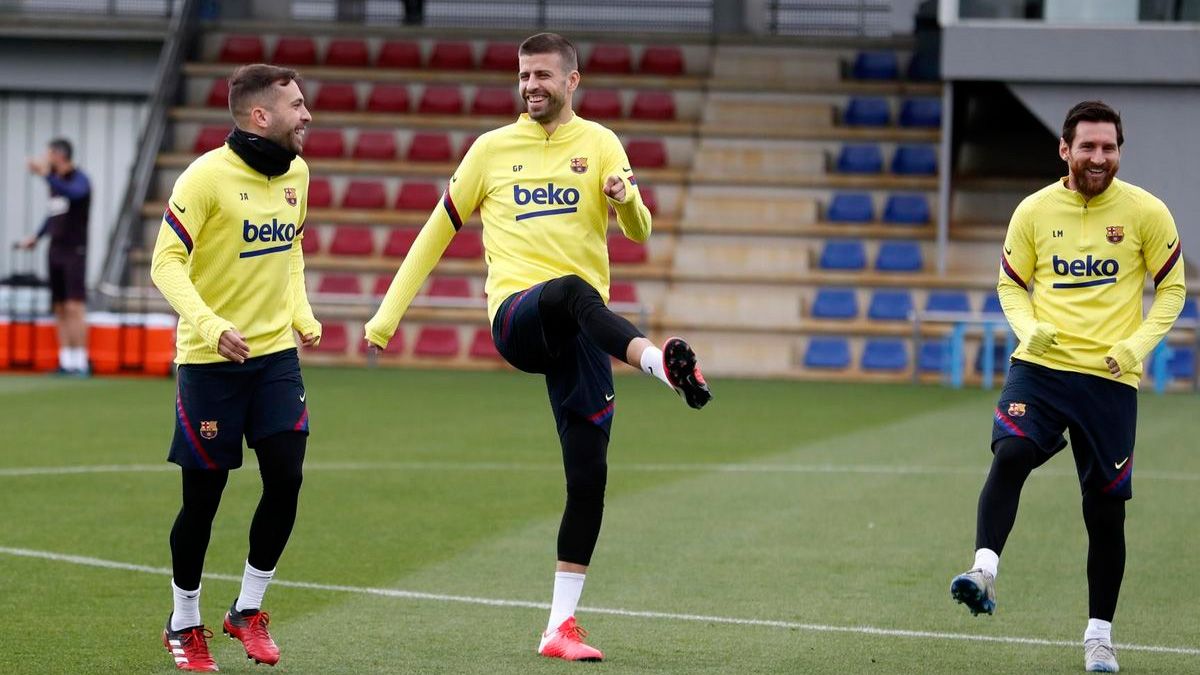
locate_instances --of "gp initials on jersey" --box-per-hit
[1051,254,1119,288]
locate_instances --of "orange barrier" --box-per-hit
[0,318,59,371]
[88,313,175,376]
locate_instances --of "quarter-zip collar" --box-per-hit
[1056,175,1123,208]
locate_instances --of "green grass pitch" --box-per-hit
[0,368,1197,673]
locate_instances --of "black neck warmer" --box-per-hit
[225,127,296,177]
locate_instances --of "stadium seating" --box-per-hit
[883,194,931,224]
[579,90,623,119]
[341,180,388,209]
[843,97,890,126]
[218,35,264,64]
[899,98,942,128]
[918,340,947,372]
[366,84,411,113]
[625,139,667,168]
[1169,347,1196,379]
[396,182,440,211]
[630,91,676,120]
[908,51,939,81]
[639,46,685,76]
[1181,297,1198,321]
[272,37,318,66]
[639,186,659,214]
[811,287,858,319]
[303,129,345,158]
[418,85,465,115]
[328,226,374,257]
[862,339,908,370]
[363,326,405,356]
[868,289,913,321]
[308,178,333,208]
[206,78,229,108]
[805,337,851,369]
[312,322,349,354]
[301,228,320,255]
[608,235,648,264]
[317,273,362,295]
[414,326,461,357]
[827,193,874,222]
[925,290,971,314]
[836,144,883,173]
[982,294,1004,316]
[444,230,484,259]
[427,277,472,298]
[608,281,638,304]
[352,131,398,161]
[819,240,867,270]
[193,127,228,153]
[383,228,420,257]
[891,145,937,175]
[875,241,923,272]
[852,51,899,80]
[407,132,453,162]
[481,42,519,72]
[373,274,393,297]
[471,87,516,116]
[586,44,633,74]
[975,342,1010,374]
[458,135,477,159]
[326,39,370,67]
[429,41,474,70]
[469,328,501,359]
[377,40,422,69]
[314,83,358,112]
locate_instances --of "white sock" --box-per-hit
[71,347,88,371]
[545,571,586,634]
[639,345,673,388]
[58,347,72,371]
[1085,618,1113,643]
[234,561,276,613]
[170,580,202,631]
[973,548,999,578]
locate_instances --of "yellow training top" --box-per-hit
[365,113,652,348]
[998,177,1185,387]
[151,144,321,364]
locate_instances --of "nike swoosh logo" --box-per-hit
[171,201,186,214]
[622,167,630,173]
[1114,457,1129,470]
[605,393,615,402]
[299,392,306,403]
[1168,238,1178,249]
[1004,247,1013,255]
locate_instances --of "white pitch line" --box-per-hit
[1,546,1197,657]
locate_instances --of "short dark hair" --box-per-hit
[228,64,301,119]
[1062,100,1123,148]
[48,138,72,161]
[518,32,578,73]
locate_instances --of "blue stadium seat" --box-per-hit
[1181,297,1198,321]
[805,337,852,369]
[827,192,874,222]
[925,291,971,314]
[918,341,948,372]
[820,240,867,270]
[975,342,1010,374]
[883,194,931,224]
[811,287,859,319]
[862,339,909,371]
[843,97,890,126]
[875,241,923,272]
[907,52,939,81]
[852,51,899,80]
[1169,347,1196,380]
[899,99,942,128]
[868,290,914,321]
[837,144,884,173]
[891,145,938,175]
[982,294,1004,316]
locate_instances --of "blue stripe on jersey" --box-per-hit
[165,208,193,254]
[1052,277,1118,289]
[239,243,292,259]
[515,206,578,222]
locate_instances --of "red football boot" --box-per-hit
[222,603,280,666]
[537,617,604,662]
[162,619,219,672]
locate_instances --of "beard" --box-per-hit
[267,122,304,155]
[526,89,565,123]
[1069,160,1117,199]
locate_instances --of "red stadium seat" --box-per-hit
[311,322,349,354]
[193,127,228,153]
[630,91,676,120]
[366,84,410,113]
[609,281,638,304]
[325,39,370,68]
[638,185,659,215]
[302,129,345,158]
[444,229,483,259]
[458,134,478,159]
[471,87,515,116]
[414,326,460,357]
[206,79,229,108]
[625,139,667,168]
[417,85,464,115]
[372,274,393,297]
[396,182,440,211]
[272,37,317,66]
[406,132,453,162]
[586,44,633,74]
[383,228,420,257]
[607,234,647,264]
[314,83,358,112]
[481,42,519,72]
[352,131,397,161]
[317,273,362,295]
[639,46,685,76]
[429,41,474,70]
[469,328,500,360]
[218,35,264,64]
[328,226,375,257]
[377,40,422,69]
[360,324,405,356]
[300,227,320,255]
[579,90,622,119]
[341,180,387,210]
[307,178,333,208]
[427,277,472,298]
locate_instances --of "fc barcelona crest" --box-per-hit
[284,187,298,207]
[570,157,588,174]
[200,421,219,440]
[1007,403,1027,418]
[1106,226,1124,244]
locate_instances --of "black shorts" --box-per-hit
[169,348,309,470]
[992,359,1137,500]
[48,250,86,303]
[492,282,615,438]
